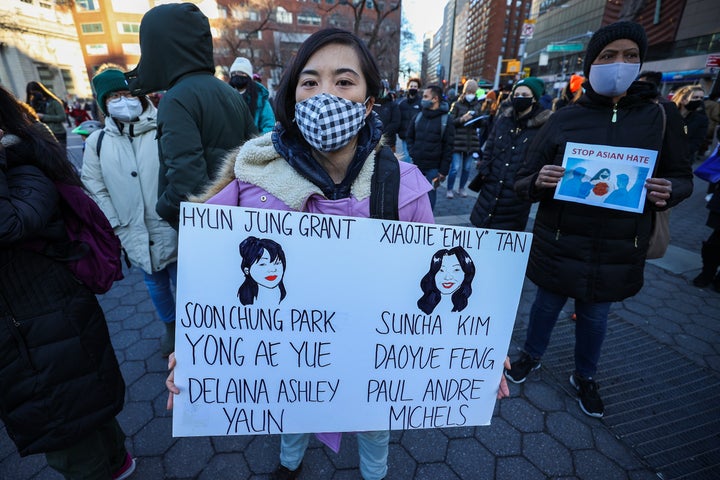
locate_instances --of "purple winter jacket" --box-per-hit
[202,132,434,224]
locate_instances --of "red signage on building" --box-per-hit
[707,54,720,68]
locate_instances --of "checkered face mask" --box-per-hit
[295,93,368,152]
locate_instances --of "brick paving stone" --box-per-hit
[445,438,496,480]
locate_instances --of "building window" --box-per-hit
[36,65,55,86]
[81,23,104,34]
[237,30,263,40]
[274,7,293,24]
[111,0,149,14]
[61,68,75,95]
[122,43,141,55]
[239,9,260,21]
[298,13,321,26]
[118,22,140,33]
[76,0,100,11]
[86,44,109,56]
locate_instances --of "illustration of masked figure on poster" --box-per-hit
[418,246,475,314]
[586,168,615,201]
[238,236,287,305]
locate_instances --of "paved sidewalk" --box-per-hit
[2,172,718,479]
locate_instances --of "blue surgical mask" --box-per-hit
[421,99,434,109]
[588,62,640,97]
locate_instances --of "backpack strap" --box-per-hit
[369,148,400,220]
[95,130,105,157]
[415,111,448,139]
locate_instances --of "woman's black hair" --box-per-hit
[237,236,287,306]
[273,28,381,135]
[1,86,81,186]
[417,247,476,314]
[25,81,63,110]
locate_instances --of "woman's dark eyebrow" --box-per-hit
[299,68,360,77]
[335,68,360,77]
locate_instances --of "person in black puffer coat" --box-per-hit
[470,77,551,231]
[0,86,132,480]
[447,79,487,198]
[372,91,401,150]
[396,77,423,162]
[504,22,693,420]
[406,85,455,210]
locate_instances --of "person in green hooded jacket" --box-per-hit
[124,2,257,228]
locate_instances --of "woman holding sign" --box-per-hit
[506,22,693,419]
[166,28,512,480]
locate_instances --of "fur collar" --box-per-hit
[192,132,377,209]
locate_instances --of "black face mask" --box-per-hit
[685,100,702,111]
[230,75,250,90]
[511,97,533,113]
[408,88,418,97]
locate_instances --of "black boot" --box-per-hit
[161,321,175,358]
[713,274,720,294]
[693,242,720,287]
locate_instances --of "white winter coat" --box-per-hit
[81,104,178,274]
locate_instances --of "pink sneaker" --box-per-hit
[112,453,136,480]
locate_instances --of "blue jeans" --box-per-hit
[523,286,612,379]
[421,168,439,210]
[397,139,413,163]
[280,431,389,480]
[143,262,177,324]
[447,151,474,192]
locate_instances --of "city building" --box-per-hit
[463,0,533,89]
[214,0,402,94]
[0,0,92,101]
[523,0,720,95]
[67,0,400,98]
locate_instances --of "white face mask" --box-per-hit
[588,62,641,97]
[107,97,143,122]
[465,94,476,103]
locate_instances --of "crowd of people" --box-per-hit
[1,8,718,479]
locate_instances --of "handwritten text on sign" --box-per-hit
[173,203,531,437]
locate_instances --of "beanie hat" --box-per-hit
[463,80,479,95]
[513,77,544,100]
[230,57,253,77]
[569,74,584,93]
[92,69,130,115]
[583,21,647,77]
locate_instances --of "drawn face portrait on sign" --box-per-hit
[238,236,287,306]
[435,254,464,296]
[417,246,476,314]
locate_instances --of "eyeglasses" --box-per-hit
[107,91,134,100]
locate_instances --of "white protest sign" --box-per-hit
[554,142,657,213]
[172,203,531,437]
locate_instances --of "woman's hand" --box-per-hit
[645,177,672,208]
[534,165,565,189]
[497,357,511,399]
[166,352,179,410]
